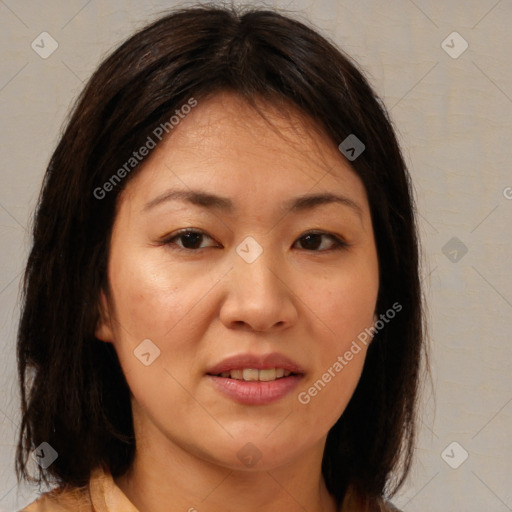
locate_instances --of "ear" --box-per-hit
[95,289,114,343]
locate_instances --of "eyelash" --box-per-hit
[160,229,349,253]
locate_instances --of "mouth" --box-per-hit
[205,353,305,405]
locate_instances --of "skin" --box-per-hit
[96,91,380,512]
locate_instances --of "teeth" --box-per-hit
[218,368,294,381]
[230,369,243,380]
[243,368,260,381]
[258,369,276,381]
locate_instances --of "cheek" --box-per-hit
[105,251,203,415]
[105,246,224,402]
[315,266,378,347]
[295,264,377,424]
[296,321,370,436]
[107,247,210,341]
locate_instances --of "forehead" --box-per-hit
[119,91,369,214]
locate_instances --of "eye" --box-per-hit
[161,229,219,251]
[293,231,348,252]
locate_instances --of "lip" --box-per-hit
[205,352,306,406]
[207,374,303,405]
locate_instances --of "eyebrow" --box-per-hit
[143,188,363,219]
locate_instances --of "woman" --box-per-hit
[16,4,426,511]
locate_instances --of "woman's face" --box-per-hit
[96,91,379,471]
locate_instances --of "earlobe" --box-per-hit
[95,289,114,343]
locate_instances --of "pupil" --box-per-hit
[302,234,321,250]
[182,232,202,249]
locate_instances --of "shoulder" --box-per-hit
[18,485,92,512]
[18,466,137,512]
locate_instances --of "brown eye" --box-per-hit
[163,229,219,251]
[295,232,347,252]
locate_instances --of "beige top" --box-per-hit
[19,466,400,511]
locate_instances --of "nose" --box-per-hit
[219,244,298,333]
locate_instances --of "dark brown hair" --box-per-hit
[16,3,426,509]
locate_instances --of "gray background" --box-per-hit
[1,1,511,510]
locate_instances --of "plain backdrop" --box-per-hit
[1,1,511,511]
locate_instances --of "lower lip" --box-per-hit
[207,374,303,405]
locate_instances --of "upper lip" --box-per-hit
[206,352,305,375]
